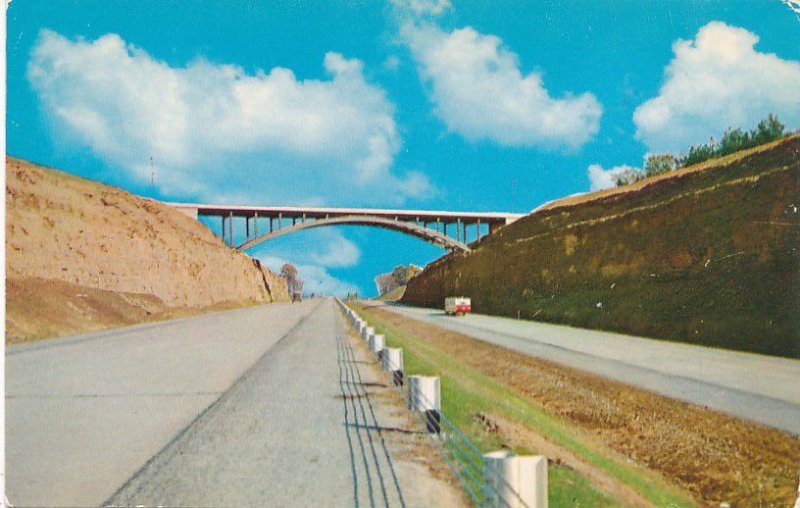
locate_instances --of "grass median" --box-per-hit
[350,302,698,507]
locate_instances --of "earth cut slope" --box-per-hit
[6,156,289,343]
[403,136,800,357]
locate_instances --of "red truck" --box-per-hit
[445,297,471,316]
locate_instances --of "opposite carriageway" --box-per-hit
[165,203,524,253]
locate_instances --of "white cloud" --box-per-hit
[587,163,640,192]
[305,230,361,268]
[634,21,800,153]
[392,0,451,16]
[383,55,401,72]
[260,255,359,297]
[27,30,432,205]
[251,228,362,295]
[402,23,602,148]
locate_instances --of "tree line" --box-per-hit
[612,114,787,187]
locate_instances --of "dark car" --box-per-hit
[292,293,302,303]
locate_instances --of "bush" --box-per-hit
[613,167,646,186]
[681,114,785,167]
[644,154,679,177]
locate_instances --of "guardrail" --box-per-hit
[335,298,548,508]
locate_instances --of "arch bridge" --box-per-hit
[166,203,523,253]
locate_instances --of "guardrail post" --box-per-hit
[369,333,384,359]
[381,348,404,386]
[409,375,441,434]
[483,451,548,508]
[361,326,374,342]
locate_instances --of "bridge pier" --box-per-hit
[228,212,234,246]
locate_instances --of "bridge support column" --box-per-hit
[254,212,258,237]
[221,215,226,242]
[246,216,250,240]
[228,212,234,246]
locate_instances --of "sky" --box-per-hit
[7,0,800,296]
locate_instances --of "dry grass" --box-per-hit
[536,135,799,213]
[5,276,265,345]
[367,305,800,507]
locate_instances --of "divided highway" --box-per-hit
[6,299,458,507]
[379,302,800,435]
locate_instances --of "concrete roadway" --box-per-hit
[6,298,457,507]
[378,302,800,435]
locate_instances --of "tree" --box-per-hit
[753,113,784,145]
[374,273,395,295]
[681,114,785,167]
[683,140,717,166]
[280,263,304,294]
[613,167,645,187]
[644,154,679,177]
[718,127,750,156]
[391,264,422,287]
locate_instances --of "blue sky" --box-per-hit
[8,0,800,296]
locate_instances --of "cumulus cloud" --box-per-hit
[401,23,602,148]
[587,163,640,192]
[634,22,800,153]
[392,0,451,16]
[252,228,362,295]
[260,255,359,296]
[305,229,361,268]
[27,30,432,205]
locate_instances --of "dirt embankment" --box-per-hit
[403,136,800,357]
[6,156,289,343]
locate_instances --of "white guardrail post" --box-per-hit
[381,348,404,386]
[361,326,374,342]
[369,333,384,359]
[483,451,548,508]
[409,375,441,434]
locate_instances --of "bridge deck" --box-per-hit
[163,202,524,251]
[164,202,523,225]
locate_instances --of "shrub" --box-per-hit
[644,154,680,177]
[680,114,786,167]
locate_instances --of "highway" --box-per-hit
[378,302,800,435]
[6,299,460,507]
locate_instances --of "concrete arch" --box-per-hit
[237,215,471,252]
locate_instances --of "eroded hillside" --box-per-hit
[6,156,289,343]
[403,136,800,357]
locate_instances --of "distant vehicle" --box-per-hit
[292,293,302,303]
[445,297,471,316]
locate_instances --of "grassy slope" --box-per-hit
[353,303,695,507]
[403,136,800,357]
